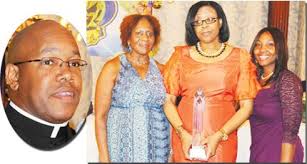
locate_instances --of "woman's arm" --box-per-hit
[202,48,258,159]
[203,99,253,158]
[163,94,192,159]
[279,71,303,162]
[95,57,119,162]
[219,99,253,136]
[280,143,296,162]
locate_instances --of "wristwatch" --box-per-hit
[219,129,228,141]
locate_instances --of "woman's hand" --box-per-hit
[179,129,193,159]
[202,132,223,159]
[99,154,110,163]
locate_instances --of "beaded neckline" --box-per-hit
[195,42,226,58]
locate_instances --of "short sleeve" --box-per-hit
[279,70,303,144]
[235,49,260,100]
[163,47,183,96]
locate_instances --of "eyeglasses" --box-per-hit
[13,57,88,71]
[191,17,218,26]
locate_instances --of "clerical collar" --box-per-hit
[9,101,68,138]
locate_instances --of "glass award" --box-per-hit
[189,89,207,161]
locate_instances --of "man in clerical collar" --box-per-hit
[4,20,87,150]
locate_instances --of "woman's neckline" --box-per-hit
[260,81,277,91]
[188,44,235,64]
[123,54,151,81]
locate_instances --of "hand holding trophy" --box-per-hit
[189,89,207,161]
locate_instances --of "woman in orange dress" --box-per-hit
[163,1,260,162]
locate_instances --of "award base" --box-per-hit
[189,145,207,161]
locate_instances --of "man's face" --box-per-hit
[9,21,82,123]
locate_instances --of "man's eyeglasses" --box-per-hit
[13,57,88,71]
[191,17,218,26]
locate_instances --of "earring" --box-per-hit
[149,50,154,57]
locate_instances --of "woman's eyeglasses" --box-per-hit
[191,17,218,26]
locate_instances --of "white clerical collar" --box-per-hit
[9,101,68,138]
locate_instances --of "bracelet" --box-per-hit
[219,128,228,141]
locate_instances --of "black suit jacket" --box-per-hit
[5,104,76,150]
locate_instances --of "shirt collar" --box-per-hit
[9,101,68,138]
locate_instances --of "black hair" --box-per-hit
[250,27,288,86]
[185,1,230,45]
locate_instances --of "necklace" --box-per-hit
[196,42,226,58]
[127,53,149,66]
[261,72,274,80]
[130,58,149,66]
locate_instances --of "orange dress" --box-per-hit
[163,46,259,162]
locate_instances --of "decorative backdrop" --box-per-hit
[288,1,305,80]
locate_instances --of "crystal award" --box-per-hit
[189,89,207,161]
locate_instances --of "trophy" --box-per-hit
[189,89,207,161]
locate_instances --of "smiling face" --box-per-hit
[193,6,221,44]
[128,18,155,56]
[253,31,277,69]
[6,20,82,123]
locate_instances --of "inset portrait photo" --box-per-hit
[0,14,92,150]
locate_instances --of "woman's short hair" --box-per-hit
[185,1,230,45]
[120,14,161,51]
[250,27,289,84]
